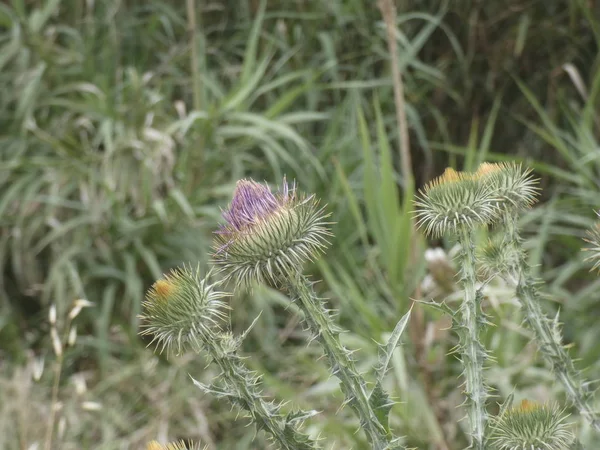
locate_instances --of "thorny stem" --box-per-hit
[457,227,487,449]
[286,274,397,450]
[502,212,600,432]
[198,336,319,450]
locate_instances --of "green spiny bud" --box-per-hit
[139,266,229,354]
[475,162,540,213]
[415,167,500,237]
[584,212,600,272]
[213,178,331,288]
[147,440,206,450]
[478,237,518,279]
[490,399,574,450]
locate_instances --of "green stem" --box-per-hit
[186,0,202,113]
[457,226,487,449]
[503,212,600,432]
[286,274,395,450]
[200,336,318,450]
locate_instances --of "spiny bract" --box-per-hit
[478,236,519,279]
[583,211,600,272]
[475,162,540,213]
[415,167,500,237]
[489,400,574,450]
[213,178,331,287]
[147,440,206,450]
[139,266,229,354]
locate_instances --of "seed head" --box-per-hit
[213,178,331,287]
[415,167,499,237]
[139,266,229,354]
[474,162,540,213]
[490,400,574,450]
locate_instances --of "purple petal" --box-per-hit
[221,179,280,231]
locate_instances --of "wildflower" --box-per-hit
[139,266,229,354]
[415,167,499,237]
[213,178,331,287]
[478,236,518,279]
[490,400,574,450]
[475,162,539,213]
[584,212,600,272]
[214,178,399,447]
[146,441,204,450]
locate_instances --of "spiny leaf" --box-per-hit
[369,381,395,433]
[376,306,412,382]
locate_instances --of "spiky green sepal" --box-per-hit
[415,168,500,238]
[213,179,331,288]
[490,400,574,450]
[139,266,229,354]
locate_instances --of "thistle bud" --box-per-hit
[490,400,574,450]
[475,162,539,213]
[146,441,204,450]
[584,212,600,272]
[213,178,331,287]
[415,167,499,237]
[478,237,518,279]
[139,266,229,354]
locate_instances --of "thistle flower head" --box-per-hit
[478,237,518,279]
[490,400,574,450]
[213,178,331,287]
[415,167,499,237]
[584,212,600,272]
[475,162,540,214]
[139,266,229,354]
[147,441,205,450]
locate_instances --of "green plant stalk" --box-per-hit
[501,212,600,432]
[457,227,487,450]
[44,313,74,450]
[286,273,395,450]
[197,335,318,450]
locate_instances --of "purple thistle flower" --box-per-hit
[218,178,297,235]
[221,180,280,232]
[213,177,331,287]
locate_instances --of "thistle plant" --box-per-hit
[139,266,318,449]
[476,162,600,432]
[584,211,600,272]
[213,178,331,287]
[146,440,206,450]
[489,399,574,450]
[415,168,499,449]
[213,179,407,450]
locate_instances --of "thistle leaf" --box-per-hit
[376,307,412,382]
[369,381,395,433]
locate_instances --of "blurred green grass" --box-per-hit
[1,0,600,448]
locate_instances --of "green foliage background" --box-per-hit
[1,0,600,448]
